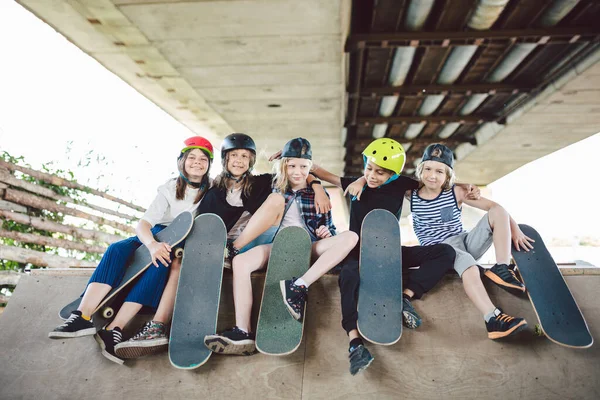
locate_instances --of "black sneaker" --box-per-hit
[486,308,527,340]
[402,297,422,329]
[349,344,374,376]
[280,279,307,322]
[484,263,526,295]
[48,311,96,338]
[204,326,256,356]
[94,327,124,364]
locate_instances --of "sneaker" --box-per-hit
[114,320,169,359]
[349,345,374,376]
[484,263,526,294]
[486,308,527,340]
[204,326,256,356]
[402,297,422,329]
[280,279,307,322]
[94,327,124,364]
[48,311,96,338]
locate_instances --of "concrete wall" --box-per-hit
[1,273,599,399]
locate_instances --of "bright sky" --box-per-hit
[1,1,598,246]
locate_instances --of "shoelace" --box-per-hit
[112,329,123,344]
[497,314,515,323]
[59,313,80,328]
[132,322,152,340]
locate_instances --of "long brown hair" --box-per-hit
[215,150,256,197]
[272,157,313,193]
[175,149,211,202]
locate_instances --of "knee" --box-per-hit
[488,204,508,222]
[436,243,456,260]
[232,257,250,276]
[341,231,359,248]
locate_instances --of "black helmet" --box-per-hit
[281,137,312,160]
[221,133,256,160]
[422,143,454,169]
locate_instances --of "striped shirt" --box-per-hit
[410,186,464,246]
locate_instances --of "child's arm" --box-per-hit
[310,163,342,188]
[308,174,331,213]
[457,187,534,251]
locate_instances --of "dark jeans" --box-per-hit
[338,244,455,334]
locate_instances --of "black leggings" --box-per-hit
[338,244,455,334]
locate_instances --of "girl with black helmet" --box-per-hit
[204,138,357,355]
[49,136,214,364]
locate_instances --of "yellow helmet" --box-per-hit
[362,138,406,175]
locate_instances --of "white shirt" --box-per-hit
[226,186,251,239]
[280,191,304,229]
[141,179,202,227]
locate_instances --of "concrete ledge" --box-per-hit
[0,273,599,399]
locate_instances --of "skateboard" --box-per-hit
[255,226,312,356]
[358,209,403,345]
[58,211,193,326]
[169,213,227,369]
[511,224,593,348]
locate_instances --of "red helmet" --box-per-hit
[181,136,214,159]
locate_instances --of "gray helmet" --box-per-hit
[281,137,312,160]
[422,143,454,169]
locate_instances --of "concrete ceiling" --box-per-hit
[15,0,600,184]
[17,0,351,174]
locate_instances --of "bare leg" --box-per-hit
[301,231,358,286]
[232,244,271,332]
[78,282,111,316]
[153,257,182,324]
[232,193,285,249]
[488,205,511,265]
[107,302,143,330]
[462,265,495,316]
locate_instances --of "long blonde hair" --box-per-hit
[272,157,313,193]
[415,160,456,190]
[215,151,256,197]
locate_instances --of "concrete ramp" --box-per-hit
[1,272,599,399]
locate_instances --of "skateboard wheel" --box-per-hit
[102,307,114,319]
[175,248,184,258]
[533,324,544,337]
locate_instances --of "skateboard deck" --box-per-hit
[512,224,593,348]
[358,209,403,345]
[169,213,227,369]
[58,211,193,326]
[255,226,311,356]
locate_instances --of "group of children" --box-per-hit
[49,133,533,374]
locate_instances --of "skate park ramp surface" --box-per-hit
[1,271,599,400]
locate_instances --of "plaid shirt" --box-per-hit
[278,186,337,241]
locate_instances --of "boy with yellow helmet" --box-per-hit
[309,138,479,375]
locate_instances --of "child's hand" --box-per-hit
[268,150,282,162]
[465,184,481,200]
[315,225,332,239]
[313,185,332,213]
[512,227,535,252]
[343,179,366,201]
[148,241,172,267]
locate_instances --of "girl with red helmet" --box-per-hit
[49,136,214,365]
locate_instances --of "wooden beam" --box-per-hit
[0,244,97,269]
[346,26,600,51]
[0,210,123,244]
[0,160,145,213]
[0,229,106,254]
[0,271,21,286]
[354,83,532,98]
[354,115,494,126]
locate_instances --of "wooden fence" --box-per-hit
[0,159,145,310]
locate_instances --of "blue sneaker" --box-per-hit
[349,344,374,375]
[402,297,422,329]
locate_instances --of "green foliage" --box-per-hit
[1,151,114,271]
